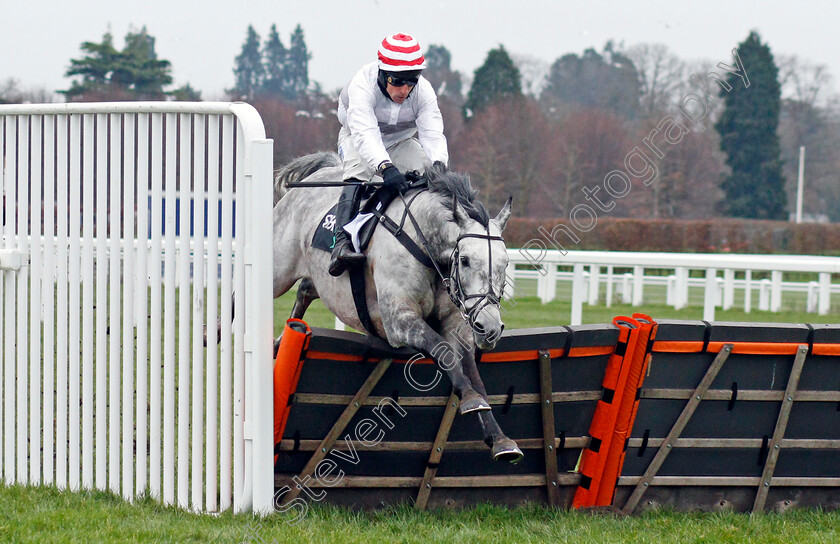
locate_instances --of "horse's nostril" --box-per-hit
[500,323,505,334]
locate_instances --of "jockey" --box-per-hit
[329,32,450,277]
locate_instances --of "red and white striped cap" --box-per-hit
[377,33,426,71]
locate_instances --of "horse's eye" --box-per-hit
[459,256,470,268]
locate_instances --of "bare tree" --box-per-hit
[0,78,57,104]
[626,43,686,117]
[777,54,834,107]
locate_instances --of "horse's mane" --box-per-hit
[424,164,490,228]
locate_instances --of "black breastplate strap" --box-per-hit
[371,206,436,270]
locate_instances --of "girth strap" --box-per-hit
[349,266,376,336]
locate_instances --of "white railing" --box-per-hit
[0,103,274,514]
[506,250,840,325]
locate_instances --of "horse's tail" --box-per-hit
[274,151,342,204]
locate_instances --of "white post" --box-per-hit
[796,146,805,223]
[621,273,632,304]
[723,269,735,310]
[666,275,676,307]
[675,267,688,310]
[771,270,783,312]
[807,281,819,313]
[588,265,600,305]
[570,263,585,326]
[546,263,557,303]
[246,140,276,515]
[704,268,718,321]
[605,265,614,308]
[632,265,644,306]
[744,270,752,313]
[759,279,771,311]
[819,272,831,315]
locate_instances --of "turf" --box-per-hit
[2,484,840,543]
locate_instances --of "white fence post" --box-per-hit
[704,268,718,321]
[570,263,585,326]
[744,270,752,313]
[807,281,819,313]
[819,272,831,315]
[723,269,735,310]
[632,265,644,306]
[771,271,783,312]
[621,273,633,304]
[588,265,600,305]
[759,279,771,311]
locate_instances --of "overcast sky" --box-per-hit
[4,0,838,100]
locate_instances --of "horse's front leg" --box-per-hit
[379,301,490,414]
[442,317,524,464]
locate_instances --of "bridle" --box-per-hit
[385,183,506,329]
[447,231,506,328]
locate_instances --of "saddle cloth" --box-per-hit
[311,186,399,253]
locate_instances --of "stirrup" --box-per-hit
[329,238,365,277]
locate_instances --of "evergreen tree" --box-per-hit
[63,28,173,100]
[284,24,310,100]
[120,28,172,99]
[262,24,287,97]
[715,31,786,219]
[424,44,462,101]
[169,83,201,101]
[541,43,641,119]
[465,45,522,116]
[232,25,264,100]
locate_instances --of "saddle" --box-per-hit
[311,172,425,253]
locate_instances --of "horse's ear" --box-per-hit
[452,195,470,227]
[493,196,513,232]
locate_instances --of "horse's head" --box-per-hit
[447,196,512,350]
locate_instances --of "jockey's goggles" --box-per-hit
[386,74,419,87]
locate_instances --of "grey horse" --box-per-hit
[273,152,523,463]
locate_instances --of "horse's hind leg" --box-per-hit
[290,278,319,320]
[273,278,319,357]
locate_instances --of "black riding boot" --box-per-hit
[328,183,366,277]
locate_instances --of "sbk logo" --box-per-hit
[322,213,337,232]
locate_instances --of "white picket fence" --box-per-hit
[506,249,840,325]
[0,102,274,514]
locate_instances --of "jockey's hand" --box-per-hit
[380,164,408,191]
[432,160,448,173]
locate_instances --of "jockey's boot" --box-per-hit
[328,183,366,277]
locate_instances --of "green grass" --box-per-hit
[3,484,840,543]
[5,284,840,542]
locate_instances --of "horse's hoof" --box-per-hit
[492,436,524,464]
[459,390,491,414]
